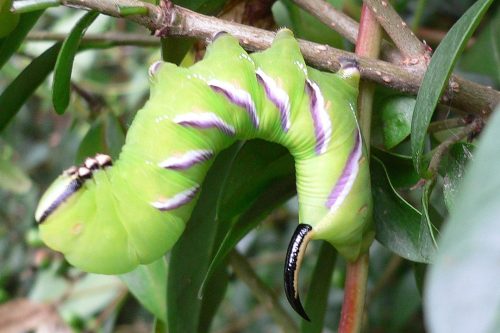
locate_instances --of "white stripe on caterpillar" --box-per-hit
[148,61,163,77]
[151,185,200,211]
[305,79,332,155]
[174,112,236,136]
[255,68,291,132]
[326,129,362,212]
[158,150,214,170]
[207,79,259,128]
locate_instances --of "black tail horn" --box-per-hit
[284,224,313,321]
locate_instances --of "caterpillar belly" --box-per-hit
[35,29,373,320]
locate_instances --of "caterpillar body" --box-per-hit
[35,29,373,320]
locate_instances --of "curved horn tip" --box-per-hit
[286,291,311,321]
[284,224,313,321]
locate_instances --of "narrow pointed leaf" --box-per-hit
[120,258,168,322]
[52,11,99,114]
[197,265,229,332]
[410,0,493,175]
[0,10,43,69]
[0,43,60,132]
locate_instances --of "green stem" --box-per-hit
[12,0,60,13]
[117,5,149,16]
[338,253,370,333]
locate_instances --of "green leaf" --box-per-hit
[460,7,500,85]
[0,0,19,38]
[167,143,243,333]
[160,36,195,65]
[419,180,438,259]
[442,143,474,210]
[0,10,43,69]
[381,96,415,149]
[152,318,168,333]
[371,157,434,263]
[425,105,500,333]
[52,11,99,114]
[201,173,296,296]
[120,258,168,322]
[199,140,295,295]
[300,242,336,333]
[0,43,60,133]
[410,0,493,175]
[218,140,294,222]
[372,148,419,189]
[197,265,229,332]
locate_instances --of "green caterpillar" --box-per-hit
[35,29,373,320]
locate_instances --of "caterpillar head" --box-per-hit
[36,152,186,274]
[35,154,112,224]
[35,154,139,273]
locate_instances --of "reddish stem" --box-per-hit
[338,253,370,333]
[338,6,380,332]
[354,4,381,153]
[355,4,382,58]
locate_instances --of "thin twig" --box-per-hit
[427,118,483,176]
[70,82,107,114]
[292,0,402,63]
[56,0,499,115]
[364,0,430,65]
[427,118,466,133]
[229,250,299,333]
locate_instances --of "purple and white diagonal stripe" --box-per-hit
[158,150,214,170]
[148,61,163,77]
[255,69,291,132]
[208,79,259,128]
[305,79,332,155]
[325,129,362,212]
[174,112,235,136]
[151,185,200,211]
